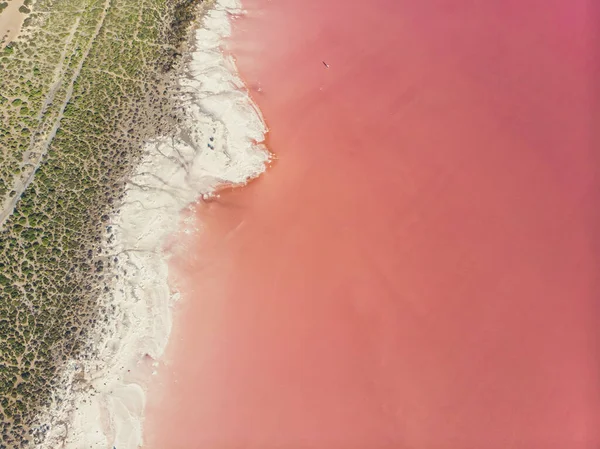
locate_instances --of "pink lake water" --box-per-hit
[146,0,600,448]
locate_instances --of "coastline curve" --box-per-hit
[34,1,270,447]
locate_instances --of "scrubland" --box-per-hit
[0,0,202,446]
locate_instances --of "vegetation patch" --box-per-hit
[0,0,203,446]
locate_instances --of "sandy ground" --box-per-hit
[0,0,26,47]
[32,1,269,447]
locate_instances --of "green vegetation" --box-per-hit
[0,0,203,446]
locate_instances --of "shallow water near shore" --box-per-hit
[146,0,600,448]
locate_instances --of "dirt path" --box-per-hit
[0,0,111,229]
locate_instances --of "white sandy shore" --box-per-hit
[33,1,269,448]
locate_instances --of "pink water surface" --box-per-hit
[146,1,600,448]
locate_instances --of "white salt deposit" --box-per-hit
[34,1,269,447]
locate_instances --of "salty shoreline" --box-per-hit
[34,1,270,447]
